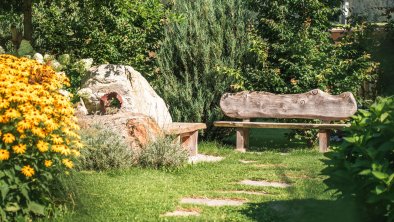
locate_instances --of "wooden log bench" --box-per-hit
[214,89,357,152]
[163,123,207,156]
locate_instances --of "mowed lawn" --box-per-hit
[47,129,362,222]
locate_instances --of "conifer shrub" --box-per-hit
[322,97,394,221]
[154,0,250,138]
[0,54,82,221]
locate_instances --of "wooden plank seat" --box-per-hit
[163,122,207,156]
[214,89,357,152]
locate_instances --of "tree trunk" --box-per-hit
[23,0,33,41]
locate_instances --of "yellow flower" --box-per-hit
[36,140,49,152]
[31,127,46,138]
[73,141,84,149]
[2,133,15,144]
[62,159,73,169]
[0,149,10,160]
[12,144,26,154]
[21,165,35,177]
[71,149,81,157]
[51,144,66,153]
[44,160,53,167]
[51,135,63,144]
[5,108,21,119]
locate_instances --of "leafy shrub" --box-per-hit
[244,0,378,99]
[154,0,250,138]
[322,97,394,221]
[78,125,134,171]
[0,54,82,221]
[139,137,188,170]
[31,0,168,77]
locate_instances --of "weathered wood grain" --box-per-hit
[220,89,357,121]
[318,129,330,152]
[213,121,350,130]
[163,122,206,135]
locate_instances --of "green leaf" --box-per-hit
[20,186,30,201]
[380,112,389,122]
[28,201,45,215]
[375,185,386,195]
[372,171,389,180]
[5,203,20,212]
[387,174,394,186]
[359,169,371,175]
[0,185,9,201]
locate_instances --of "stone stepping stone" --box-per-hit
[252,164,287,168]
[188,154,224,164]
[239,180,291,188]
[219,190,269,196]
[163,210,200,217]
[239,160,257,164]
[180,197,245,206]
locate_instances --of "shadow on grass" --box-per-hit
[222,128,308,152]
[240,198,365,222]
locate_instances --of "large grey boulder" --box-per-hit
[78,64,172,127]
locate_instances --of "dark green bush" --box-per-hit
[139,137,188,170]
[322,97,394,221]
[30,0,167,77]
[244,0,378,100]
[79,126,135,171]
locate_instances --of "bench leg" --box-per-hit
[180,131,198,156]
[318,129,330,152]
[236,128,249,152]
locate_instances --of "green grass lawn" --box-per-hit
[47,129,361,222]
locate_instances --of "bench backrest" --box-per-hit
[220,89,357,121]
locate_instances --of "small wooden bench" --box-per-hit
[163,123,207,156]
[214,89,357,152]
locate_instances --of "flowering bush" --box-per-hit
[0,54,82,221]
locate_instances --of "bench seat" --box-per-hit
[163,122,207,156]
[214,121,349,130]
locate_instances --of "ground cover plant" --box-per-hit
[0,55,82,221]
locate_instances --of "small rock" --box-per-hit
[163,210,200,217]
[218,190,269,196]
[180,198,245,207]
[239,160,257,164]
[188,154,224,164]
[239,180,291,188]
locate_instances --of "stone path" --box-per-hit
[252,164,288,168]
[218,190,269,196]
[239,160,257,164]
[188,154,224,164]
[162,209,200,217]
[163,156,294,217]
[180,197,246,206]
[239,180,291,188]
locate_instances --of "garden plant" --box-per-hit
[0,55,82,221]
